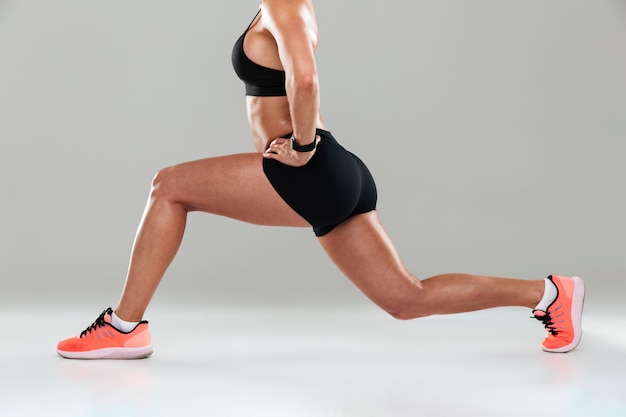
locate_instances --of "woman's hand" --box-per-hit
[262,135,320,167]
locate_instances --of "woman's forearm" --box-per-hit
[286,68,319,145]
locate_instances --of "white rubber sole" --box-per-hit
[57,345,153,360]
[543,276,585,353]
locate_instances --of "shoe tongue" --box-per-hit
[533,310,547,317]
[104,312,112,324]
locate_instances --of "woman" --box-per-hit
[57,0,585,359]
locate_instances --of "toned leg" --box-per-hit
[318,211,545,319]
[115,153,309,321]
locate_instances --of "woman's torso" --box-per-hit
[235,6,326,152]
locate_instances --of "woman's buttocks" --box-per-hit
[262,129,377,236]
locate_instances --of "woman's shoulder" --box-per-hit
[260,0,317,40]
[260,0,315,24]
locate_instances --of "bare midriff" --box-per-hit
[246,96,326,153]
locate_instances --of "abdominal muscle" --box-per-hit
[246,96,327,153]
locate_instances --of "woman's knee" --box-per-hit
[377,282,434,320]
[385,304,432,321]
[150,165,182,203]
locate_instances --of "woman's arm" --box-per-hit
[263,0,319,147]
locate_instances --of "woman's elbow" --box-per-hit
[289,71,318,93]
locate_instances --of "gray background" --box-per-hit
[1,0,625,311]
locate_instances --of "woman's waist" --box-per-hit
[246,97,327,150]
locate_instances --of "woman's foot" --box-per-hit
[532,275,585,353]
[57,308,153,359]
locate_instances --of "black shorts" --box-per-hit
[262,129,377,236]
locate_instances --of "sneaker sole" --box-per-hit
[543,276,585,353]
[57,345,153,360]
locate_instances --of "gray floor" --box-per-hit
[2,305,625,417]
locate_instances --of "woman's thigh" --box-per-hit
[156,152,309,228]
[317,211,422,313]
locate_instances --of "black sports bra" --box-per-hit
[231,10,287,97]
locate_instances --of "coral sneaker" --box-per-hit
[532,275,585,353]
[57,308,153,359]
